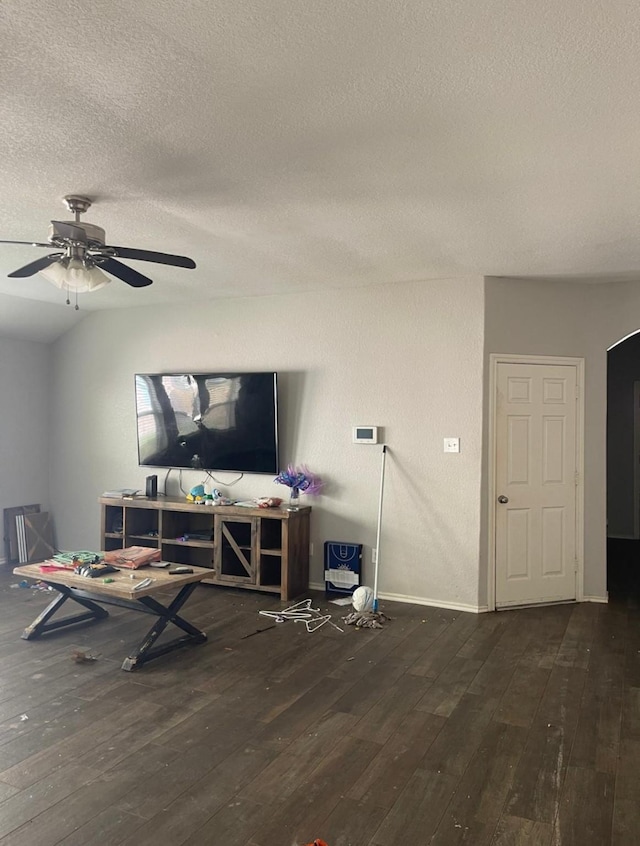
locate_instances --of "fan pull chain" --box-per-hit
[62,284,80,310]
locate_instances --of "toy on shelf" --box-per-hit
[210,487,233,505]
[186,484,207,504]
[186,485,234,505]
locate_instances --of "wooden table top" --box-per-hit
[13,563,212,601]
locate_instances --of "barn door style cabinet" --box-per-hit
[99,496,310,601]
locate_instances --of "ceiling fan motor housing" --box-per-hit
[48,221,106,248]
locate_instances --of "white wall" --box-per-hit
[49,277,486,610]
[11,273,640,606]
[0,336,51,560]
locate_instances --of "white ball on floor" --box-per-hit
[352,585,374,612]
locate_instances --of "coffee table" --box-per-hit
[13,563,210,671]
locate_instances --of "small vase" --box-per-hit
[287,487,300,511]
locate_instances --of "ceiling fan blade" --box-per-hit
[8,254,62,277]
[107,246,196,269]
[0,240,52,247]
[100,257,153,288]
[50,221,87,243]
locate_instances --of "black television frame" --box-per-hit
[134,371,279,475]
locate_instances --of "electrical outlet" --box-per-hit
[444,437,460,453]
[372,548,377,564]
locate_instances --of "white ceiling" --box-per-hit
[1,0,640,342]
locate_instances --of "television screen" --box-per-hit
[134,372,279,474]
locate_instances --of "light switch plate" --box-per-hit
[444,437,460,453]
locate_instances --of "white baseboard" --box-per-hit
[310,582,607,611]
[376,591,489,614]
[308,582,487,614]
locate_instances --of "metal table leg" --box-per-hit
[18,579,207,671]
[121,583,207,671]
[21,584,109,640]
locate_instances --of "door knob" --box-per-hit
[497,495,509,504]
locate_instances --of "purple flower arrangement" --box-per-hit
[274,464,323,496]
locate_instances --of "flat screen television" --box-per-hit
[134,372,279,474]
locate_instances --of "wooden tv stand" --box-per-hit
[99,496,310,601]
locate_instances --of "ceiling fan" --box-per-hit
[0,195,196,306]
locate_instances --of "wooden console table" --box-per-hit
[99,497,310,601]
[14,563,210,671]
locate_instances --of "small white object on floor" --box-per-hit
[352,585,374,613]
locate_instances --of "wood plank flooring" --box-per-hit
[0,565,637,845]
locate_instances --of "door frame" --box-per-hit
[487,353,585,611]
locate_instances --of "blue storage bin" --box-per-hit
[324,541,362,595]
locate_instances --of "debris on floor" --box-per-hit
[241,625,278,640]
[11,580,53,591]
[342,610,389,629]
[71,649,99,664]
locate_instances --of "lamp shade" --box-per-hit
[39,259,110,292]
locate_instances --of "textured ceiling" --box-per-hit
[1,0,640,341]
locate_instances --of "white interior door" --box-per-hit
[495,362,578,607]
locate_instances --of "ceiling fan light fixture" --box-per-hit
[39,259,110,292]
[1,193,196,294]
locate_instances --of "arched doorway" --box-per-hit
[607,329,640,598]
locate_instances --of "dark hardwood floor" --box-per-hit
[0,562,637,845]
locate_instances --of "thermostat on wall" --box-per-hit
[353,426,378,444]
